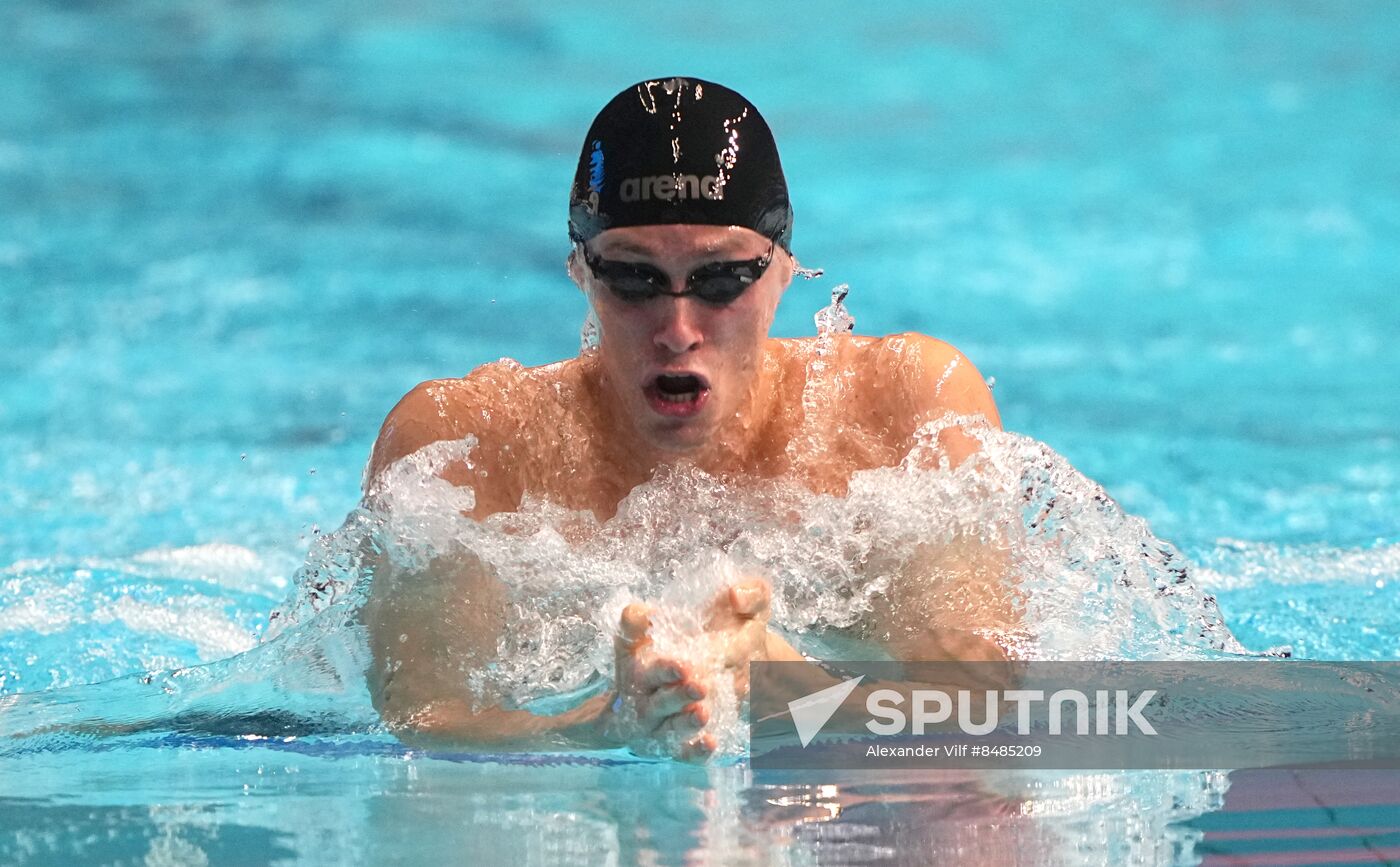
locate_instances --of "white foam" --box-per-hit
[263,414,1248,755]
[131,543,290,591]
[1196,539,1400,590]
[97,596,256,661]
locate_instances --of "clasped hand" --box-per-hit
[604,577,778,760]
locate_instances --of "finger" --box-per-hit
[640,680,706,723]
[618,603,652,648]
[720,617,772,669]
[652,701,709,736]
[636,656,686,691]
[706,577,769,630]
[729,578,771,618]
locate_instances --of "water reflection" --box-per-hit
[0,740,1224,865]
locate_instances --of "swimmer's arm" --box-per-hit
[378,694,618,751]
[362,376,598,748]
[876,334,1020,661]
[361,543,618,750]
[868,536,1021,663]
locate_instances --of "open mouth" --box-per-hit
[643,372,711,418]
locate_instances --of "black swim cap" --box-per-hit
[568,77,794,251]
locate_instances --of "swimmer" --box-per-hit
[361,77,1014,758]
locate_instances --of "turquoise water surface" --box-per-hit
[2,0,1399,864]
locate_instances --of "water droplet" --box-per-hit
[814,284,854,336]
[580,309,601,352]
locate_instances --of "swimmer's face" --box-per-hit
[572,225,792,454]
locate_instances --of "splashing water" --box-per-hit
[235,411,1248,757]
[0,335,1262,759]
[579,309,600,353]
[0,405,1260,757]
[814,284,854,337]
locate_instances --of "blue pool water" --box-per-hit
[3,0,1399,863]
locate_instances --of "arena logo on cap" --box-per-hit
[587,140,605,193]
[619,174,723,203]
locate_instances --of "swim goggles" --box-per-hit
[581,239,776,306]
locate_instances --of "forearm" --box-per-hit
[381,690,619,751]
[389,629,799,752]
[882,627,1011,663]
[363,539,600,750]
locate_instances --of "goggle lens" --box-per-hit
[584,242,774,306]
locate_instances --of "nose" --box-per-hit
[652,296,704,355]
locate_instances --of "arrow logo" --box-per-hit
[788,676,864,747]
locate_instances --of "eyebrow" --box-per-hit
[595,241,759,260]
[598,241,655,257]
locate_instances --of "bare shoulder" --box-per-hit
[860,332,1001,430]
[365,359,537,492]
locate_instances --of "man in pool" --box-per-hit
[362,77,1012,758]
